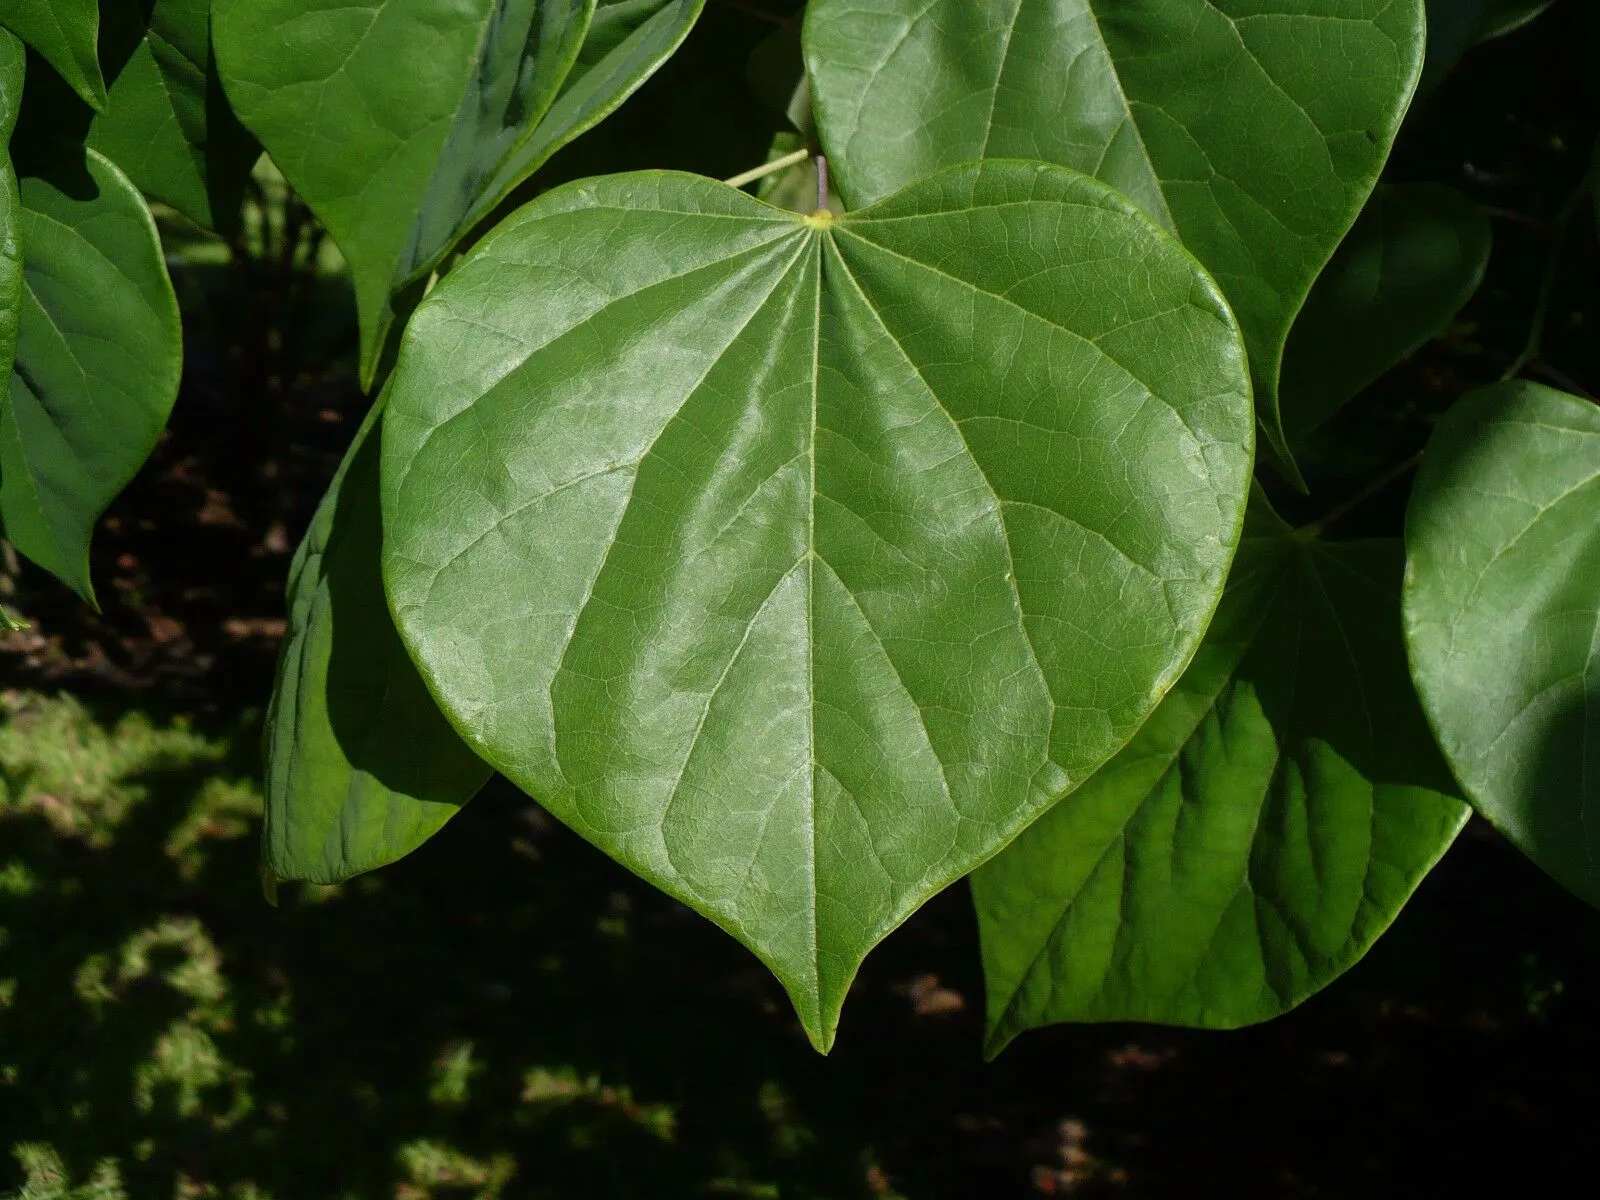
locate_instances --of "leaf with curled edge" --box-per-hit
[264,395,493,885]
[215,0,705,387]
[88,0,261,232]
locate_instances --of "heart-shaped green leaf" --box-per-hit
[0,143,181,603]
[803,0,1425,484]
[265,397,493,885]
[83,0,260,232]
[1404,382,1600,907]
[1280,184,1490,445]
[0,0,105,111]
[381,161,1254,1049]
[214,0,705,386]
[974,492,1467,1055]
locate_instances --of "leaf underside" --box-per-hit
[1404,383,1600,907]
[381,161,1254,1050]
[973,494,1467,1055]
[214,0,705,386]
[804,0,1426,484]
[265,398,493,885]
[86,0,261,232]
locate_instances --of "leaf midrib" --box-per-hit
[819,232,1056,791]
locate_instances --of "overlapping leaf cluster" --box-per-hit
[6,0,1596,1058]
[214,0,709,386]
[0,3,199,606]
[251,0,1475,1051]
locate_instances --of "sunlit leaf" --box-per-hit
[974,492,1467,1055]
[0,143,180,603]
[1404,382,1600,907]
[265,398,492,885]
[381,161,1254,1050]
[804,0,1425,484]
[1281,184,1490,444]
[214,0,705,387]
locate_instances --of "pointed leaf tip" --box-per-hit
[381,161,1254,1038]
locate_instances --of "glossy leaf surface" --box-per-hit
[804,0,1425,478]
[265,399,491,885]
[214,0,705,385]
[0,0,105,110]
[1404,383,1600,907]
[974,495,1467,1054]
[86,0,259,231]
[382,162,1255,1050]
[1280,184,1490,444]
[0,146,181,602]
